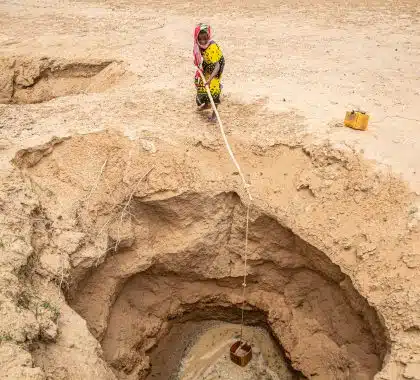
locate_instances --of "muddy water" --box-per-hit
[147,320,300,380]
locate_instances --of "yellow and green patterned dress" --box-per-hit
[195,42,225,106]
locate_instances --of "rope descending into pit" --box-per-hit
[196,69,252,342]
[240,203,250,341]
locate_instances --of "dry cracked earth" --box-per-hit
[0,0,419,379]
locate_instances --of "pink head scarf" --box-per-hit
[193,23,213,68]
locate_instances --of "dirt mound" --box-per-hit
[0,57,126,104]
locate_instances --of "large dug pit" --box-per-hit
[67,194,387,380]
[11,132,391,380]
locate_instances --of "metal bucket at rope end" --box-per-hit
[229,340,252,367]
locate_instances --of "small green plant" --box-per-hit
[0,334,12,342]
[41,301,60,320]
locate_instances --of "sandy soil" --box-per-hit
[0,0,419,379]
[0,0,419,188]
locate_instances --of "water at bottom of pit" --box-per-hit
[147,321,303,380]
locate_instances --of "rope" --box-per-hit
[196,68,251,342]
[240,203,250,342]
[196,69,252,202]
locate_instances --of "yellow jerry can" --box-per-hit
[344,111,369,131]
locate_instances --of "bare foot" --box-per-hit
[208,113,217,123]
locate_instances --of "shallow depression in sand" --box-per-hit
[0,57,126,104]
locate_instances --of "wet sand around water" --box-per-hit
[147,320,299,380]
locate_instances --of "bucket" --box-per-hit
[229,340,252,367]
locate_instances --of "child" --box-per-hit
[193,23,225,122]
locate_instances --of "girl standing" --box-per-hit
[193,24,225,122]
